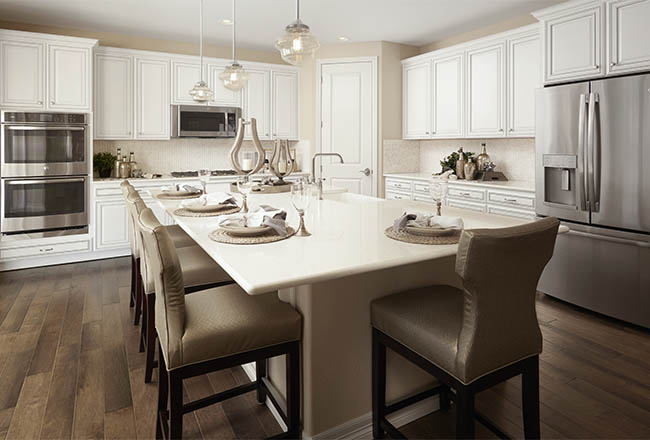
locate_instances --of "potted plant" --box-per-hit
[93,152,117,178]
[439,150,475,175]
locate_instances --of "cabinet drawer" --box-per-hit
[487,191,534,209]
[95,186,123,198]
[1,239,90,260]
[414,194,434,203]
[487,205,537,220]
[385,191,413,201]
[386,179,412,192]
[447,199,486,213]
[448,186,486,202]
[413,182,430,194]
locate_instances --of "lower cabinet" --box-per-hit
[95,198,130,250]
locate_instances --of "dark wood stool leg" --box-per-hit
[439,384,451,411]
[168,370,183,440]
[285,341,301,438]
[372,329,387,439]
[139,292,146,353]
[129,256,135,307]
[133,260,142,325]
[522,356,541,440]
[256,359,267,404]
[455,386,475,439]
[156,343,168,440]
[144,293,157,383]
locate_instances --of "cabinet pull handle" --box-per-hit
[504,198,518,202]
[499,128,504,132]
[40,247,54,252]
[460,192,471,197]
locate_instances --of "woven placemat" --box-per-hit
[173,206,240,217]
[208,227,296,245]
[384,227,461,245]
[155,193,201,200]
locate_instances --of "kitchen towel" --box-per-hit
[393,212,464,233]
[219,205,288,236]
[180,192,237,208]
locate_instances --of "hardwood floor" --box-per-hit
[1,257,649,439]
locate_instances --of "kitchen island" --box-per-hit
[153,192,530,438]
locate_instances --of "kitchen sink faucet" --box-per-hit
[311,153,344,200]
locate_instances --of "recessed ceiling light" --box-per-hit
[218,18,233,25]
[338,36,350,42]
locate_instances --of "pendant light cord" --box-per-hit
[199,0,204,82]
[232,0,237,64]
[296,0,300,21]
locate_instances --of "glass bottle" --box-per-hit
[476,143,491,172]
[114,148,122,178]
[455,147,466,179]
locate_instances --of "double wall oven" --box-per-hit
[1,111,89,239]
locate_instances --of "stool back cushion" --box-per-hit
[127,195,156,294]
[123,185,141,257]
[138,207,186,368]
[454,217,559,383]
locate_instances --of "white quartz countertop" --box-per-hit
[384,172,535,192]
[152,192,528,295]
[94,172,309,185]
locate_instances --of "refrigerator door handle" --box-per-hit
[588,92,600,212]
[578,93,589,211]
[564,228,650,248]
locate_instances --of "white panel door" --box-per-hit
[271,71,298,139]
[402,61,430,139]
[135,57,169,139]
[507,34,540,137]
[171,61,206,104]
[544,5,604,83]
[0,40,44,109]
[208,63,242,106]
[608,0,650,74]
[466,43,506,137]
[94,53,133,139]
[432,53,463,138]
[48,45,90,110]
[320,61,374,196]
[95,200,129,250]
[243,69,271,140]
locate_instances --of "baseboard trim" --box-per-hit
[241,362,438,440]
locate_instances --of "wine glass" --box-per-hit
[237,175,254,213]
[198,169,210,194]
[430,176,449,216]
[291,181,312,236]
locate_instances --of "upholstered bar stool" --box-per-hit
[371,217,560,439]
[138,207,302,439]
[126,191,235,383]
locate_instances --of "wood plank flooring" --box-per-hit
[1,257,649,439]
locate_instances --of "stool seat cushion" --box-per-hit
[371,285,463,380]
[178,284,302,368]
[166,225,196,249]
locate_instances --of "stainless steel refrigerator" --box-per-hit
[535,73,650,328]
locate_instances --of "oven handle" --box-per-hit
[6,126,85,131]
[7,178,86,185]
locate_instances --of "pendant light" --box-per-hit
[189,0,214,102]
[275,0,320,65]
[219,0,248,91]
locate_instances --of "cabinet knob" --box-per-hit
[127,131,131,135]
[594,64,600,69]
[38,100,43,105]
[425,131,430,134]
[509,128,514,132]
[50,101,55,105]
[499,128,504,132]
[610,62,616,67]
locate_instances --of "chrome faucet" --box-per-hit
[311,152,344,199]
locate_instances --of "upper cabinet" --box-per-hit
[135,57,170,139]
[507,34,541,136]
[403,62,431,139]
[0,30,96,111]
[271,70,299,140]
[208,63,242,107]
[243,69,271,140]
[94,53,133,139]
[171,60,204,105]
[432,53,464,138]
[466,42,506,137]
[534,0,650,83]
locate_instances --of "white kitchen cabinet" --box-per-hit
[171,60,206,104]
[48,44,91,110]
[0,40,44,109]
[466,42,506,137]
[507,33,540,137]
[403,61,431,139]
[94,53,133,139]
[607,0,650,74]
[95,199,130,250]
[208,63,242,106]
[135,57,170,139]
[243,68,271,139]
[271,70,298,139]
[432,53,464,138]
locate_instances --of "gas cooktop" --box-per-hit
[170,170,239,178]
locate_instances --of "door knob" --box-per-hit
[359,168,371,176]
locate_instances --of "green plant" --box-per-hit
[93,152,117,176]
[439,150,475,174]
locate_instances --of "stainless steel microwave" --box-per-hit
[170,105,241,138]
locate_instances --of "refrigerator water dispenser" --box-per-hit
[543,154,577,207]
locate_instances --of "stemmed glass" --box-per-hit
[430,176,449,216]
[198,169,210,194]
[291,180,312,236]
[237,175,254,213]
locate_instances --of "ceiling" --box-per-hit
[0,0,563,51]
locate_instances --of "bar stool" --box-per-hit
[137,207,302,439]
[371,217,560,439]
[126,190,234,383]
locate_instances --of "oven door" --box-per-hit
[1,176,88,235]
[1,124,88,177]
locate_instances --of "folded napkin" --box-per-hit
[180,192,237,208]
[393,212,464,233]
[219,205,288,236]
[160,183,202,194]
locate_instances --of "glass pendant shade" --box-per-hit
[189,80,214,102]
[219,63,249,91]
[275,20,320,65]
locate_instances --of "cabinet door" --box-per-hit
[171,61,206,104]
[95,200,130,250]
[243,69,271,140]
[48,45,91,110]
[544,5,604,83]
[507,34,540,137]
[0,40,44,109]
[608,0,650,74]
[432,54,463,138]
[208,64,242,106]
[271,70,298,139]
[135,58,170,139]
[466,43,506,137]
[403,61,430,139]
[94,53,133,139]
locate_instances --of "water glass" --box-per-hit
[430,176,449,216]
[291,181,312,236]
[237,175,254,212]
